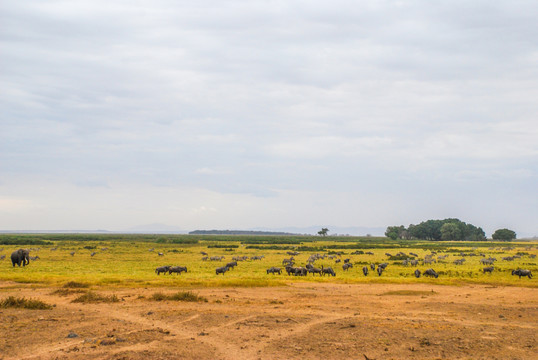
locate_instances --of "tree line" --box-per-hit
[385,218,516,241]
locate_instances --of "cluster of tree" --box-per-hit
[385,219,487,241]
[491,228,517,241]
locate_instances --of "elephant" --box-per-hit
[11,249,30,267]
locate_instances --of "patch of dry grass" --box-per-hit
[71,291,119,303]
[0,296,53,309]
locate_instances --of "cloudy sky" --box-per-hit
[1,1,537,236]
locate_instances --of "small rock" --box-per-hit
[66,332,78,338]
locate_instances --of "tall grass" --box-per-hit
[0,296,53,309]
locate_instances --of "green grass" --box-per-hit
[0,235,536,288]
[0,296,53,309]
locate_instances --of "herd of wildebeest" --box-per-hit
[153,247,535,280]
[2,245,535,281]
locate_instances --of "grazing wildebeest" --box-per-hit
[216,266,229,275]
[158,252,164,256]
[482,266,494,274]
[343,263,353,271]
[512,269,532,279]
[266,267,282,275]
[294,267,307,276]
[0,254,6,260]
[385,253,392,257]
[378,263,388,270]
[155,265,171,275]
[29,256,40,261]
[409,252,419,257]
[201,256,208,261]
[335,259,341,263]
[423,268,439,278]
[168,266,187,275]
[370,263,375,271]
[414,269,421,278]
[322,266,336,276]
[343,258,350,264]
[366,251,374,255]
[70,251,75,256]
[410,259,419,266]
[308,266,323,276]
[200,251,208,256]
[225,261,238,269]
[90,252,97,257]
[377,267,384,276]
[362,266,368,276]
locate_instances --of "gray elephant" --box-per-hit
[11,249,30,267]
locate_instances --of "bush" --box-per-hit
[0,296,53,310]
[63,281,90,288]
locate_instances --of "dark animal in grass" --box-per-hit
[168,266,187,275]
[370,263,375,271]
[0,254,6,260]
[482,266,494,274]
[70,251,75,256]
[267,267,282,275]
[226,261,238,269]
[423,268,439,278]
[90,252,97,257]
[414,269,421,278]
[362,266,369,276]
[377,267,384,276]
[294,267,307,276]
[335,259,341,263]
[344,258,350,263]
[308,266,323,276]
[322,266,336,276]
[29,256,40,261]
[512,269,532,279]
[343,263,353,271]
[378,263,388,270]
[216,266,229,275]
[11,249,30,267]
[158,252,164,256]
[201,251,208,256]
[155,265,171,275]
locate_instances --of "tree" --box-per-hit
[385,225,405,240]
[317,228,329,237]
[492,228,516,241]
[440,223,462,241]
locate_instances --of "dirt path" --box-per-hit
[0,282,536,359]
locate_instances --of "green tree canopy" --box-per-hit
[317,228,329,237]
[386,218,486,241]
[492,228,516,241]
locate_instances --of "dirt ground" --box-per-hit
[0,282,536,360]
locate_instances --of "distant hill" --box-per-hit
[189,230,298,236]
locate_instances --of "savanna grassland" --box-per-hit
[0,234,537,359]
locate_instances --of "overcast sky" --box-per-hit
[1,1,537,236]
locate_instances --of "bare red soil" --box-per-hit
[0,282,536,359]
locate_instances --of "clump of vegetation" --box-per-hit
[72,291,119,303]
[51,289,86,296]
[63,281,90,288]
[380,290,437,296]
[0,296,53,309]
[151,291,208,302]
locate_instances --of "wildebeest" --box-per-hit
[370,263,375,271]
[294,267,308,276]
[335,259,341,263]
[266,267,282,275]
[70,251,75,256]
[343,263,353,271]
[322,266,336,276]
[343,258,350,264]
[482,266,494,274]
[377,267,384,276]
[423,268,439,278]
[158,252,164,256]
[0,254,6,260]
[168,266,187,275]
[155,265,171,275]
[200,251,208,256]
[29,256,40,261]
[365,251,374,255]
[378,263,388,270]
[226,261,238,269]
[362,266,368,276]
[414,269,421,278]
[308,266,323,276]
[512,269,532,279]
[210,256,225,261]
[216,266,229,275]
[90,252,97,257]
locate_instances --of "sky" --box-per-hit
[1,1,537,237]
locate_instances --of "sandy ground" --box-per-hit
[0,282,536,360]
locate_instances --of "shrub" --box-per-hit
[0,296,53,309]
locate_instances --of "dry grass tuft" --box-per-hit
[63,281,90,288]
[0,296,53,310]
[151,291,208,302]
[71,291,119,303]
